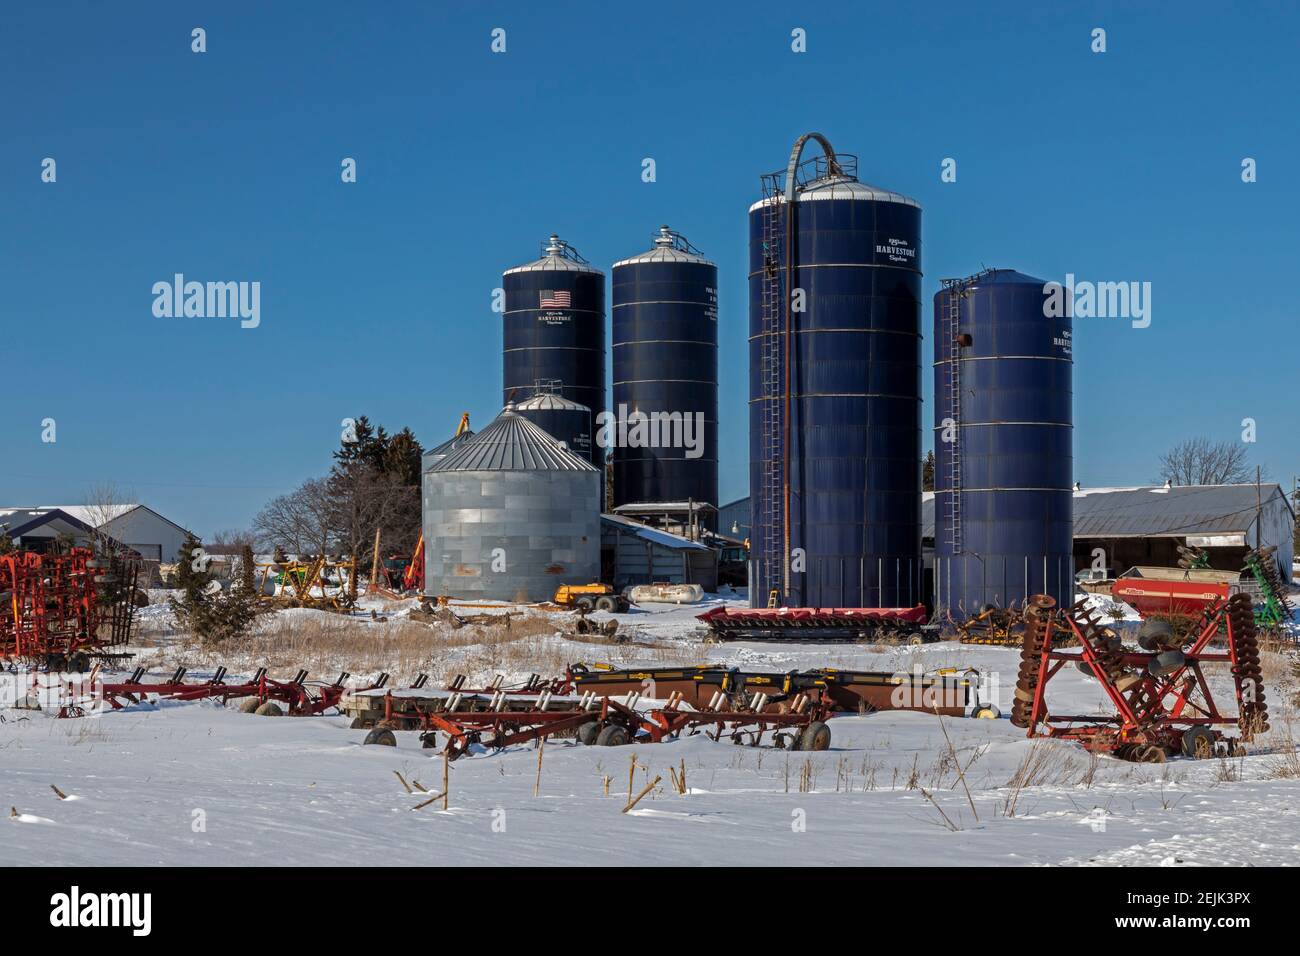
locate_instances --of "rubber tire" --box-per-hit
[575,598,595,613]
[1181,726,1216,759]
[594,596,617,612]
[906,633,925,646]
[595,724,630,747]
[254,701,283,717]
[1148,649,1186,678]
[364,727,397,746]
[1137,619,1176,651]
[971,706,999,719]
[1136,745,1167,763]
[576,721,602,746]
[799,721,831,751]
[239,698,262,713]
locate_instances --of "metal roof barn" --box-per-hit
[422,405,601,602]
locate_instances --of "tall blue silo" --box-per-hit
[503,235,606,471]
[611,226,718,525]
[514,387,593,463]
[748,133,923,609]
[933,269,1073,617]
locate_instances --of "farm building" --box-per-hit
[0,507,104,551]
[601,514,718,592]
[1,503,196,563]
[920,483,1295,585]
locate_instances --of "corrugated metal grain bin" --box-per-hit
[423,404,601,602]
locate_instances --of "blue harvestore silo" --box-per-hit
[933,269,1074,617]
[503,236,606,471]
[611,226,718,525]
[748,133,923,609]
[514,388,593,463]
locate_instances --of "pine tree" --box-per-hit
[922,450,936,492]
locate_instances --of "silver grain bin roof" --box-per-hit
[430,404,597,473]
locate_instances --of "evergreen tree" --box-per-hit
[922,450,936,492]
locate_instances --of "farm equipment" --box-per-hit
[344,681,834,758]
[697,605,934,643]
[0,547,140,669]
[554,582,630,613]
[566,662,993,718]
[255,555,358,610]
[1242,545,1295,632]
[1177,544,1211,570]
[952,604,1024,646]
[1111,566,1242,621]
[1011,592,1268,761]
[27,664,389,718]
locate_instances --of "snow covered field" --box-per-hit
[3,592,1299,867]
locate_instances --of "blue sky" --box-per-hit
[2,1,1296,538]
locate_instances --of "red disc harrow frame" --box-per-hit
[1011,592,1268,761]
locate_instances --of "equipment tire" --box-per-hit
[254,701,283,717]
[576,720,602,746]
[364,727,397,746]
[595,724,630,747]
[799,721,831,751]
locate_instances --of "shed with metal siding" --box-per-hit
[601,514,717,592]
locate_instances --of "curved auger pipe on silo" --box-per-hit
[748,133,924,610]
[611,226,719,527]
[933,270,1074,619]
[502,235,606,471]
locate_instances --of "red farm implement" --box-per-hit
[23,664,389,718]
[697,604,935,643]
[1011,593,1268,761]
[1110,566,1242,621]
[344,682,834,758]
[1,547,140,670]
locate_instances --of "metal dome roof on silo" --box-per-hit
[612,225,715,268]
[964,268,1048,286]
[747,176,920,213]
[424,429,475,458]
[503,234,603,275]
[513,392,590,412]
[429,405,598,473]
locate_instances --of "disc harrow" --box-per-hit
[1011,592,1269,760]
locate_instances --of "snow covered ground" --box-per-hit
[3,590,1298,867]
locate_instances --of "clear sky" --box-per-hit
[2,1,1296,538]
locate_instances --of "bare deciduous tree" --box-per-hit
[1157,437,1252,486]
[208,528,257,556]
[81,481,137,553]
[252,478,334,556]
